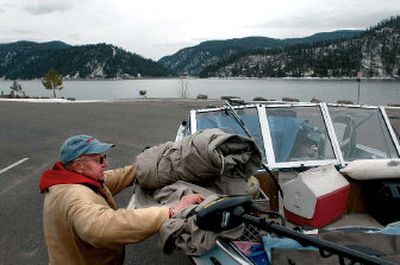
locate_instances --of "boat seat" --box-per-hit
[333,114,357,160]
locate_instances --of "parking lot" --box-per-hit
[0,99,220,265]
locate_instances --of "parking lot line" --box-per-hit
[0,158,29,175]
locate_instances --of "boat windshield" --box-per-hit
[265,106,335,163]
[196,107,266,162]
[329,106,399,161]
[184,102,400,170]
[385,107,400,143]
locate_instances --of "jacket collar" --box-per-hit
[39,161,101,193]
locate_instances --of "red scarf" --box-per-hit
[39,161,101,193]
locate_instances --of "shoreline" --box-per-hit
[1,78,398,106]
[1,76,399,82]
[0,97,224,104]
[1,97,399,107]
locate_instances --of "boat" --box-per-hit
[172,99,400,265]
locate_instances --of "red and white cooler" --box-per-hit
[283,164,350,228]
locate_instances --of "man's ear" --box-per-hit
[71,161,85,174]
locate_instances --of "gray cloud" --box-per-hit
[153,41,195,48]
[253,9,399,33]
[67,33,81,40]
[0,0,13,13]
[22,0,75,15]
[13,29,34,35]
[0,29,45,44]
[1,28,36,37]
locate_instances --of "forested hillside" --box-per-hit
[159,31,362,76]
[0,42,173,79]
[200,16,400,78]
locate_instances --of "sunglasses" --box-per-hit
[97,154,107,164]
[74,154,107,165]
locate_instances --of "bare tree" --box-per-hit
[10,80,24,97]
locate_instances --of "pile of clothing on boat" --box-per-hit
[128,128,262,255]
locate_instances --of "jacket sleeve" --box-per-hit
[65,187,169,249]
[103,164,136,195]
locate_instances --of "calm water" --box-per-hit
[0,78,399,105]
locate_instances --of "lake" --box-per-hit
[0,78,399,105]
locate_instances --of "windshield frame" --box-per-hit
[186,102,400,171]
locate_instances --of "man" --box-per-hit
[39,134,203,265]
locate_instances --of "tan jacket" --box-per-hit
[42,165,169,265]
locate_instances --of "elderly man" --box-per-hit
[39,134,203,265]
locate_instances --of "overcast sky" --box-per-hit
[0,0,398,60]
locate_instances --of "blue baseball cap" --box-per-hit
[60,134,115,164]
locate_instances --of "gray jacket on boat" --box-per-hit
[131,128,262,255]
[135,128,262,194]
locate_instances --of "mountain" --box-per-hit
[200,16,400,78]
[0,41,173,79]
[158,30,363,76]
[283,30,364,45]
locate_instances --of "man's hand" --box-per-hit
[169,194,204,217]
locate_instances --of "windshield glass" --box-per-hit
[329,106,399,161]
[196,107,266,161]
[385,107,400,143]
[265,106,335,163]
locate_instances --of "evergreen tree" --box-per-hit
[42,69,63,98]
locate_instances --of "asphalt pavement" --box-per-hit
[0,99,222,265]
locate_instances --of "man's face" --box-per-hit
[74,154,108,181]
